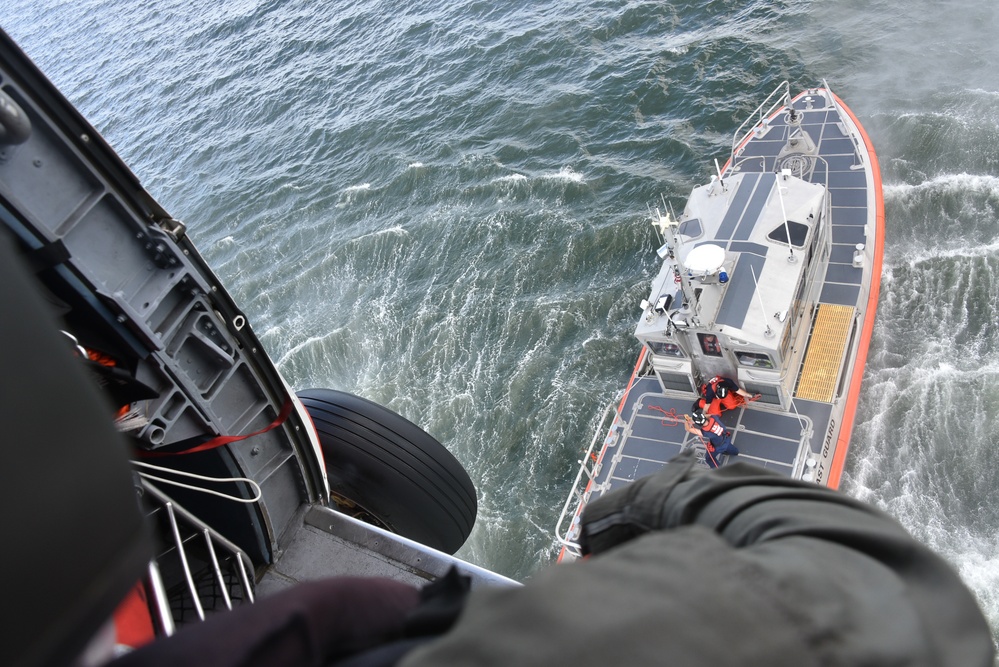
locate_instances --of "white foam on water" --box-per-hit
[885,238,999,269]
[345,225,409,245]
[541,166,584,183]
[849,327,999,631]
[491,173,528,183]
[966,88,999,99]
[884,172,999,197]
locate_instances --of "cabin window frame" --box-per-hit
[735,350,775,369]
[767,220,811,248]
[647,340,686,359]
[697,333,724,357]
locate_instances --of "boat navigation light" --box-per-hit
[640,299,650,311]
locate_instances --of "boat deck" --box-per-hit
[591,376,833,496]
[738,96,871,309]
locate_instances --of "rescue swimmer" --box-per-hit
[692,376,760,416]
[683,409,739,468]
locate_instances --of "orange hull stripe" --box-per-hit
[719,88,884,488]
[826,92,884,489]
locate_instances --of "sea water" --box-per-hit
[5,0,999,641]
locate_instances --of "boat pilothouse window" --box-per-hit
[698,333,723,357]
[767,221,809,248]
[736,351,774,368]
[678,218,702,238]
[648,340,684,358]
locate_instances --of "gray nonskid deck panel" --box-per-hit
[591,384,837,503]
[591,377,815,501]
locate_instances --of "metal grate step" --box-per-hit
[795,304,854,402]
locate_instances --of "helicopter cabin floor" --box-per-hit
[256,505,518,599]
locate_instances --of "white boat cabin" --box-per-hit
[636,169,831,409]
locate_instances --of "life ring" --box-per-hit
[297,388,477,554]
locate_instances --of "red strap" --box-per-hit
[139,398,294,457]
[113,581,155,648]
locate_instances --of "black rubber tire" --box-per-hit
[297,388,477,554]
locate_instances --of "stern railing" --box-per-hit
[554,399,623,559]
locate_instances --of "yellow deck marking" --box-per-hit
[796,304,854,402]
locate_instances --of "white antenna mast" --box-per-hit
[651,202,697,320]
[648,203,665,244]
[777,173,796,263]
[749,264,774,338]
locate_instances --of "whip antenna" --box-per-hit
[749,264,774,338]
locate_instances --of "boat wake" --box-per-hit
[845,168,999,630]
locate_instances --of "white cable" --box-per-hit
[132,461,262,504]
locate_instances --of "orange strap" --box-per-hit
[113,582,155,648]
[87,349,118,367]
[139,398,294,457]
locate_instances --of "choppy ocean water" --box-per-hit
[5,0,999,642]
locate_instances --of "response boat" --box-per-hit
[0,28,513,667]
[556,82,884,560]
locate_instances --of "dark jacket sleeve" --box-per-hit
[400,451,994,667]
[112,577,420,667]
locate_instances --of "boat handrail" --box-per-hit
[141,479,256,627]
[554,398,622,556]
[729,80,790,166]
[821,78,867,171]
